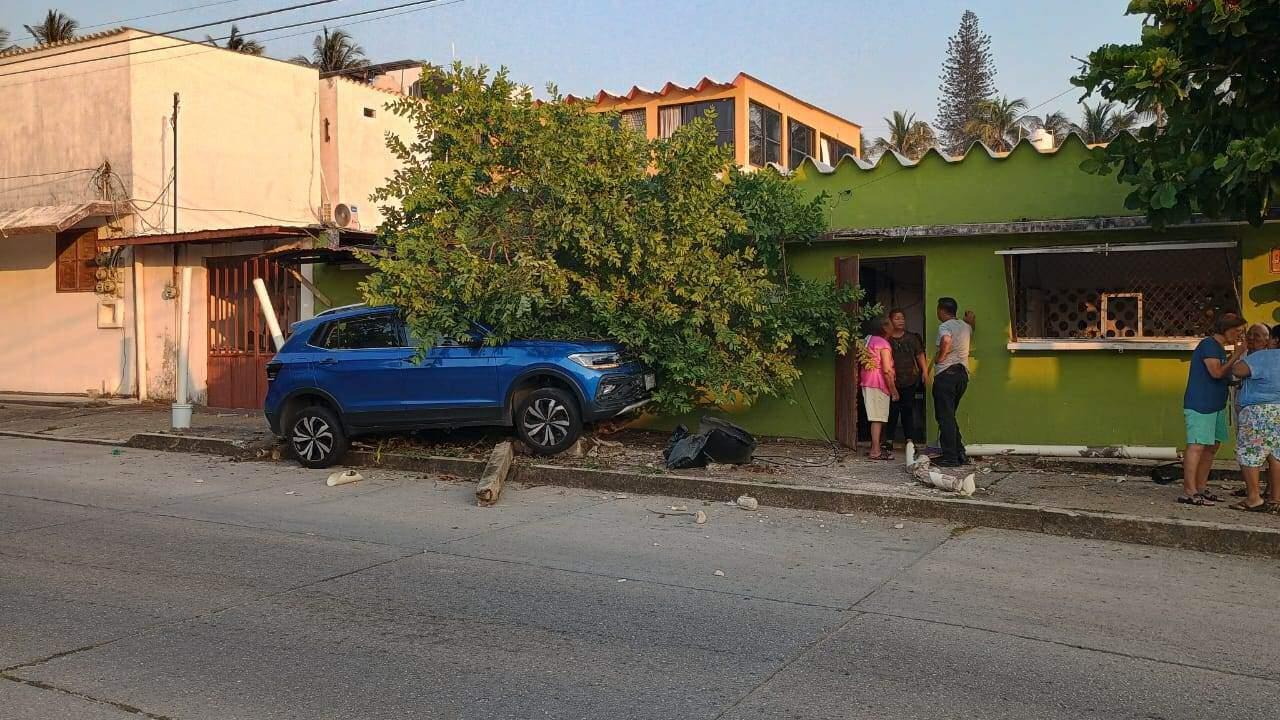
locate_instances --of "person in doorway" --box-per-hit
[1179,313,1247,506]
[861,315,898,460]
[1230,339,1280,512]
[886,308,928,448]
[932,298,975,467]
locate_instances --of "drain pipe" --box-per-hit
[252,278,286,351]
[965,444,1178,461]
[132,250,148,402]
[171,265,193,429]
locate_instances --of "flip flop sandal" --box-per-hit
[1231,500,1269,512]
[1177,494,1214,506]
[1200,491,1222,502]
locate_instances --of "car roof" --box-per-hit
[311,303,398,322]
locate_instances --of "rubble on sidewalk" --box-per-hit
[476,441,514,507]
[326,470,363,487]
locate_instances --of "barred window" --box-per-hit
[1002,241,1239,348]
[619,108,646,134]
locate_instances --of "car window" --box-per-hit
[320,315,404,349]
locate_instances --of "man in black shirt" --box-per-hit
[885,308,928,446]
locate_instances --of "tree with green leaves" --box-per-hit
[965,96,1030,152]
[24,9,78,45]
[360,64,865,414]
[206,24,264,56]
[1071,101,1141,145]
[1073,0,1279,227]
[290,27,368,72]
[867,111,936,162]
[936,10,998,153]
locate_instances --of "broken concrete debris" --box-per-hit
[735,494,759,511]
[476,441,514,507]
[694,510,708,524]
[904,441,975,497]
[713,569,725,577]
[326,470,363,487]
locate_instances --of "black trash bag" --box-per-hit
[664,425,710,469]
[698,416,756,465]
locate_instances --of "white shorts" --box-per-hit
[862,387,891,423]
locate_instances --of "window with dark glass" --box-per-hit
[820,134,856,165]
[749,102,782,166]
[321,315,405,349]
[788,119,815,168]
[657,99,734,147]
[617,108,646,134]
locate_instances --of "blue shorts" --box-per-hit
[1183,408,1229,446]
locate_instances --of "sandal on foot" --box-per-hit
[1231,488,1248,498]
[1199,491,1222,502]
[1231,500,1268,512]
[1177,494,1215,506]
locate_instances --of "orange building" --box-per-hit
[573,72,862,170]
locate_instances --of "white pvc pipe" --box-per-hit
[171,265,193,429]
[253,277,286,351]
[132,252,148,402]
[965,444,1178,461]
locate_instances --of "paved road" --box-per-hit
[2,436,1278,719]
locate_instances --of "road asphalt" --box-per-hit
[2,435,1278,719]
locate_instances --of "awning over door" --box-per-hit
[0,201,120,237]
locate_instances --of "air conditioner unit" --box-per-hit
[333,203,361,230]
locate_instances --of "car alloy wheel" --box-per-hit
[522,397,571,448]
[292,415,335,463]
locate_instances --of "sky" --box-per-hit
[2,0,1144,139]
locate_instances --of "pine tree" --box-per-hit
[936,10,997,154]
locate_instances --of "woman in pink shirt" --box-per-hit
[861,315,898,460]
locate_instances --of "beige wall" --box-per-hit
[0,233,131,395]
[125,33,323,233]
[0,30,134,209]
[321,77,415,230]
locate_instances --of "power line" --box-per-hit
[0,0,453,80]
[0,0,465,91]
[0,167,97,181]
[1,0,344,70]
[13,0,251,44]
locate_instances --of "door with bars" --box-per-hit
[206,255,300,409]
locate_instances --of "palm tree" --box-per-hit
[205,24,264,56]
[867,111,937,162]
[289,28,369,72]
[1073,101,1141,144]
[24,9,78,45]
[964,96,1030,152]
[1019,110,1072,146]
[0,26,12,54]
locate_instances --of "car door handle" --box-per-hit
[317,358,338,366]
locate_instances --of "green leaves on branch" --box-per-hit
[360,64,865,415]
[1072,0,1279,227]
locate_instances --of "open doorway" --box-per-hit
[857,256,927,447]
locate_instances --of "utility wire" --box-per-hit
[12,0,250,44]
[1,1,343,69]
[0,0,453,80]
[0,167,97,181]
[0,0,465,91]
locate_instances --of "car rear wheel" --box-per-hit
[288,406,348,469]
[515,388,581,455]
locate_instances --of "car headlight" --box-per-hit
[569,352,622,370]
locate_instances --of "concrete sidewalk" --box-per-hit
[2,400,1276,555]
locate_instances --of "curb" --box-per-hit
[342,450,1280,559]
[4,432,1276,559]
[0,430,124,446]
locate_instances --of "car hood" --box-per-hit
[506,339,625,353]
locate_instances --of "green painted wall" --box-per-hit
[312,264,369,311]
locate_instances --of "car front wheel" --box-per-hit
[515,388,581,455]
[288,406,348,469]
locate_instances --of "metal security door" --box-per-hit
[206,255,299,409]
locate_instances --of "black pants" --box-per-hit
[932,366,969,463]
[886,382,923,444]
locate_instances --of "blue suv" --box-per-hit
[264,305,654,468]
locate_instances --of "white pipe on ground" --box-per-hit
[965,444,1178,461]
[171,265,193,429]
[132,251,148,402]
[252,278,286,351]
